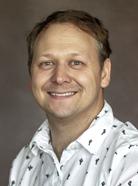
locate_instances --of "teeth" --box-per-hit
[49,92,75,97]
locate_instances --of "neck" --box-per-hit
[47,100,104,160]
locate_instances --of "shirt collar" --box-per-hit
[29,101,114,156]
[29,119,51,156]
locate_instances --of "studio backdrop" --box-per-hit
[0,0,138,185]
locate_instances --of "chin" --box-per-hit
[45,109,75,120]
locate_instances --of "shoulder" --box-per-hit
[115,120,138,150]
[112,119,138,162]
[108,120,138,185]
[11,145,32,166]
[12,145,33,165]
[9,145,33,184]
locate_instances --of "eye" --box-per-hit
[71,60,82,65]
[69,60,84,69]
[38,61,55,70]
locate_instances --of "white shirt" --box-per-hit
[9,102,138,186]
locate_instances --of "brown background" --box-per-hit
[0,0,138,185]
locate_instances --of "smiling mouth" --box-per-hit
[47,91,77,97]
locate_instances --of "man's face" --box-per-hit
[31,23,111,120]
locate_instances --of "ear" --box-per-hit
[100,58,111,88]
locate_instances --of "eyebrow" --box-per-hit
[40,52,84,58]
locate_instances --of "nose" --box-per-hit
[51,64,72,85]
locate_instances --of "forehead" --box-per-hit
[35,23,97,46]
[33,23,98,61]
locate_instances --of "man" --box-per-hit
[9,10,138,186]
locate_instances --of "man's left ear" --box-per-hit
[101,58,111,88]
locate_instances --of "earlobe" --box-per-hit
[101,58,111,88]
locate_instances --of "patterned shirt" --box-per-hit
[9,102,138,186]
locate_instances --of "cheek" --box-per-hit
[75,75,92,96]
[31,71,48,87]
[78,72,101,93]
[76,71,94,87]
